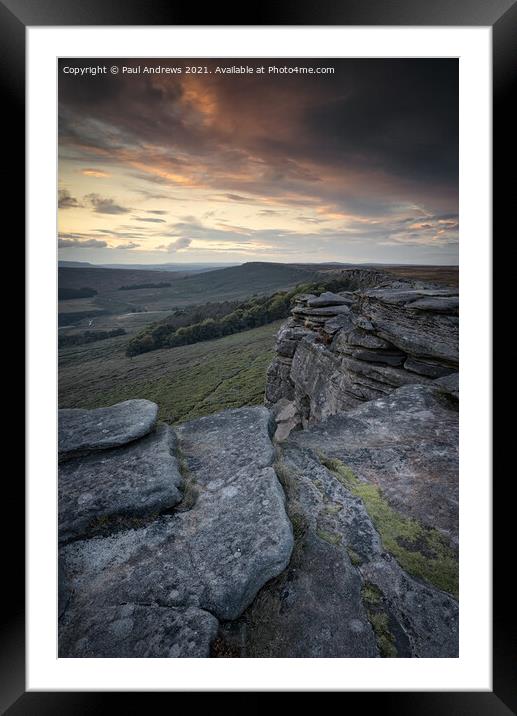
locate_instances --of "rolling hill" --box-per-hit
[58,262,320,317]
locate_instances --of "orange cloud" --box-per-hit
[81,168,111,178]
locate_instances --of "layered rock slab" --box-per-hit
[266,275,459,427]
[356,287,458,366]
[59,423,183,544]
[59,406,293,657]
[59,399,158,459]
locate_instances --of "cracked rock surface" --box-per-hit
[58,404,293,657]
[59,423,183,544]
[216,385,458,658]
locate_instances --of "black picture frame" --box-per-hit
[6,0,508,710]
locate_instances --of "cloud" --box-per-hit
[81,168,111,177]
[58,236,108,248]
[58,189,82,208]
[215,193,250,202]
[58,59,458,211]
[85,193,130,214]
[58,58,458,263]
[117,241,140,249]
[92,228,145,239]
[157,237,192,252]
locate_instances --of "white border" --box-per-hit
[27,26,491,691]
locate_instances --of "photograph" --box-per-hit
[56,57,460,659]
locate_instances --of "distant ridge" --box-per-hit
[58,261,321,302]
[58,261,239,272]
[58,261,94,268]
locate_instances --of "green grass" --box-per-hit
[59,321,281,424]
[319,455,458,598]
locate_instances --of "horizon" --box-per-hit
[58,58,458,266]
[59,258,459,268]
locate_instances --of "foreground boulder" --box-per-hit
[59,405,293,657]
[59,423,183,543]
[59,399,158,459]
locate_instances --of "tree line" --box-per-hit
[58,286,98,300]
[118,282,172,291]
[125,276,353,357]
[59,327,126,348]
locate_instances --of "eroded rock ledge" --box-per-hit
[266,272,458,429]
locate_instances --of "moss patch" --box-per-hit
[369,611,398,658]
[325,502,343,516]
[361,581,397,658]
[361,581,383,605]
[346,547,364,566]
[320,455,458,598]
[316,528,342,546]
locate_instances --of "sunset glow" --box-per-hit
[58,59,458,265]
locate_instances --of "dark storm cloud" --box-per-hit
[58,60,458,195]
[58,58,458,260]
[300,61,458,186]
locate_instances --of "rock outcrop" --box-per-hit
[58,404,293,658]
[58,269,459,659]
[266,273,458,426]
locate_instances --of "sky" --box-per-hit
[58,58,458,266]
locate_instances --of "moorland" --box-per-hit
[58,261,458,423]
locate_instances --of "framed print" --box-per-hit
[5,0,509,709]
